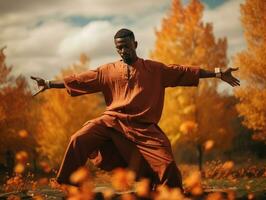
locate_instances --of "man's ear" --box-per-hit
[134,41,138,49]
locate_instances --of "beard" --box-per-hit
[122,56,133,64]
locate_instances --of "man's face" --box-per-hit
[114,37,137,64]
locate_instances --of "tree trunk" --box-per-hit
[197,143,203,172]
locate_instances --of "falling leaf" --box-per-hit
[180,121,198,134]
[248,193,254,199]
[206,192,222,200]
[135,178,150,197]
[70,167,90,184]
[18,129,29,138]
[39,161,51,173]
[184,170,201,188]
[14,163,25,174]
[204,140,214,151]
[102,188,115,199]
[222,161,234,171]
[121,193,136,200]
[15,151,28,164]
[32,195,44,200]
[184,170,202,196]
[191,184,203,196]
[111,168,135,191]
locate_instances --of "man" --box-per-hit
[31,28,240,190]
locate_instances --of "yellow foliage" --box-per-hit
[150,0,235,151]
[0,47,36,158]
[36,55,104,167]
[234,0,266,142]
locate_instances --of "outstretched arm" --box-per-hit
[30,76,65,96]
[199,67,240,87]
[31,69,101,97]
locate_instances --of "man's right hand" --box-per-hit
[31,76,49,96]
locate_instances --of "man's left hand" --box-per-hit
[221,67,240,87]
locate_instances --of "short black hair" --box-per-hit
[114,28,135,40]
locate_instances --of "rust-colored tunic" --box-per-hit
[62,57,199,187]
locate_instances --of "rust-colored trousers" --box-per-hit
[56,121,183,189]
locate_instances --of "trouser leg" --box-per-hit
[109,131,157,182]
[56,122,111,185]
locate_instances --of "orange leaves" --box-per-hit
[222,161,234,171]
[204,140,215,151]
[152,0,233,159]
[18,130,29,138]
[111,168,135,191]
[15,151,29,164]
[184,170,203,196]
[155,185,184,200]
[205,192,223,200]
[14,151,29,174]
[135,178,150,198]
[14,164,25,174]
[234,0,266,142]
[36,57,104,168]
[70,167,90,184]
[7,195,21,200]
[4,176,24,192]
[39,161,52,173]
[179,120,198,135]
[0,48,36,160]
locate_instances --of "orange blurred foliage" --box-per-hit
[18,129,29,138]
[222,161,234,171]
[204,140,215,151]
[35,54,104,167]
[111,168,135,191]
[150,0,236,168]
[70,167,90,184]
[135,178,150,198]
[234,0,266,142]
[39,161,52,173]
[15,151,29,164]
[183,170,203,196]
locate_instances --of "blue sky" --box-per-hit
[0,0,245,89]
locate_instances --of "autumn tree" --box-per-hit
[234,0,266,143]
[36,54,104,167]
[150,0,236,170]
[0,47,37,167]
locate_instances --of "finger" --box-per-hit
[230,81,236,87]
[230,67,239,72]
[226,80,234,87]
[30,76,37,80]
[231,78,239,86]
[235,81,240,86]
[228,78,238,87]
[232,77,240,84]
[32,87,45,97]
[233,79,240,85]
[230,83,235,87]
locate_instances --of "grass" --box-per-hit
[203,177,266,199]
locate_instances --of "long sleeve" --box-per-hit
[160,63,200,87]
[64,69,102,96]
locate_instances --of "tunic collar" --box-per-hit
[120,57,141,67]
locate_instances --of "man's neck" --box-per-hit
[124,56,138,65]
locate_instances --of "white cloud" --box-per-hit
[1,0,170,80]
[1,0,246,95]
[203,0,246,60]
[58,21,117,59]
